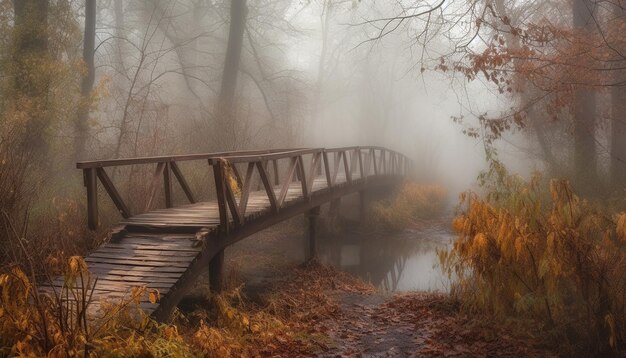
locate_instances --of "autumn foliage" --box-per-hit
[441,169,626,355]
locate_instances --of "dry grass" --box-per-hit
[369,182,447,231]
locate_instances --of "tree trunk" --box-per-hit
[572,0,598,194]
[75,0,96,160]
[610,5,626,190]
[12,0,50,156]
[215,0,247,149]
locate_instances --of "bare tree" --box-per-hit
[215,0,248,149]
[74,0,97,160]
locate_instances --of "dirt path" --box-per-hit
[179,220,555,357]
[322,292,416,357]
[319,290,554,357]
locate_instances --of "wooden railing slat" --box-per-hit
[332,152,341,185]
[145,162,166,212]
[212,160,229,231]
[307,153,321,193]
[357,149,364,180]
[170,161,196,204]
[256,161,278,213]
[96,168,131,219]
[297,155,309,199]
[223,163,243,226]
[238,162,255,216]
[163,163,173,208]
[342,151,352,184]
[85,168,98,230]
[278,157,298,207]
[323,151,332,189]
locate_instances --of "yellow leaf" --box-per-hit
[148,289,159,304]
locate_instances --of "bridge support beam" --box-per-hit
[209,250,225,293]
[305,206,321,261]
[328,198,341,229]
[359,190,367,222]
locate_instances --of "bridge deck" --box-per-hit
[120,174,340,228]
[49,174,355,316]
[56,147,409,319]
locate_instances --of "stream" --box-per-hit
[317,220,456,292]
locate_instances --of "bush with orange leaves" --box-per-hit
[440,169,626,356]
[369,182,447,230]
[0,256,192,357]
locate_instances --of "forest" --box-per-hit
[1,0,626,357]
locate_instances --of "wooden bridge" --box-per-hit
[67,146,410,320]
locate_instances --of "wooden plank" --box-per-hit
[85,168,98,230]
[87,267,185,279]
[212,160,229,231]
[357,149,364,179]
[231,162,243,188]
[77,148,300,169]
[102,241,200,249]
[323,151,332,189]
[332,152,341,185]
[342,151,352,183]
[96,168,131,218]
[256,161,278,213]
[85,257,192,268]
[239,162,254,216]
[278,157,297,207]
[94,248,198,257]
[272,159,280,185]
[164,162,173,208]
[84,262,188,273]
[297,155,309,199]
[170,161,196,204]
[88,253,196,263]
[223,163,243,226]
[349,149,358,177]
[145,162,166,211]
[93,274,178,284]
[307,153,321,194]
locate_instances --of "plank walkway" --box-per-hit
[52,147,409,320]
[48,174,357,317]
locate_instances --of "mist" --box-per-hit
[85,0,531,202]
[3,0,624,355]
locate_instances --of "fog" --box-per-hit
[79,0,540,202]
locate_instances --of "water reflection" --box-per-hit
[318,222,455,292]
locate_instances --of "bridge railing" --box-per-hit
[77,146,411,230]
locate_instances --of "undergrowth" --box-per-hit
[369,181,447,230]
[440,160,626,356]
[0,251,370,357]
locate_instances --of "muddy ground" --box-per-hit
[177,217,555,357]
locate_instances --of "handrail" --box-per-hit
[76,148,307,169]
[78,146,411,230]
[208,148,323,164]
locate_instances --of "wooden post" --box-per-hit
[329,198,341,228]
[163,162,173,208]
[305,206,321,261]
[359,190,367,222]
[85,168,98,230]
[212,160,229,232]
[209,250,225,293]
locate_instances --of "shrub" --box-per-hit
[440,170,626,356]
[0,256,190,357]
[369,182,447,230]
